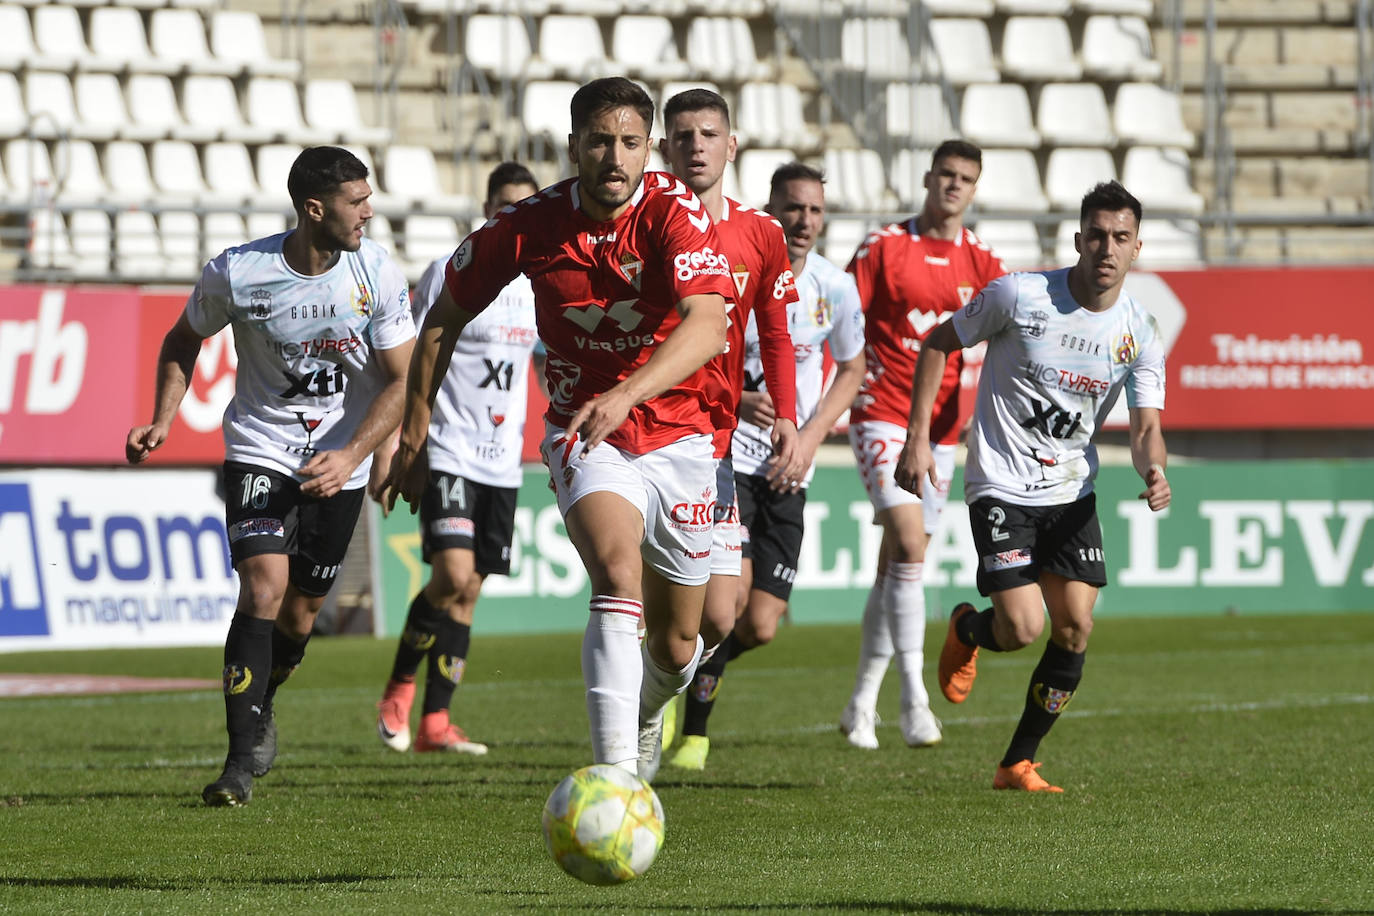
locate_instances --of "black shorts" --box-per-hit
[222,461,365,598]
[736,472,806,601]
[968,493,1107,596]
[419,471,518,576]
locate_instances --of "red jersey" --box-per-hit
[846,220,1006,444]
[444,172,735,455]
[704,197,799,457]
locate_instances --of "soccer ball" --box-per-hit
[541,764,665,885]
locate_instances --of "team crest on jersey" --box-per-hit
[249,288,271,319]
[812,295,832,327]
[1025,309,1048,340]
[619,252,644,291]
[1114,333,1138,364]
[350,284,371,317]
[731,265,750,298]
[957,283,976,307]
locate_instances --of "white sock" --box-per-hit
[583,596,644,768]
[640,634,703,724]
[885,562,931,710]
[849,581,892,712]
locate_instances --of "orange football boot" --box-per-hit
[938,602,980,703]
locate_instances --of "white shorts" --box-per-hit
[709,457,742,577]
[541,423,716,586]
[849,420,956,534]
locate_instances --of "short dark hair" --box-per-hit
[485,161,538,202]
[769,161,826,199]
[930,139,982,170]
[570,77,654,134]
[663,88,730,129]
[286,146,368,210]
[1080,180,1143,226]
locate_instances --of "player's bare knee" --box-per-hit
[1001,614,1044,650]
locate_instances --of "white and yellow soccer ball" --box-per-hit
[541,764,665,885]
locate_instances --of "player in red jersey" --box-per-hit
[840,140,1007,750]
[382,78,733,781]
[652,88,801,772]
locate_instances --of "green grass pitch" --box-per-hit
[1,613,1372,915]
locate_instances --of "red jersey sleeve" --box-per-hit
[442,212,523,315]
[751,220,798,424]
[648,175,737,307]
[845,229,884,309]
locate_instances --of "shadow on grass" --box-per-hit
[520,904,1355,915]
[0,874,559,896]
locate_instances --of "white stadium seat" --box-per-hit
[24,72,112,141]
[610,15,690,81]
[1134,219,1203,268]
[735,148,795,209]
[1075,0,1153,14]
[841,18,912,80]
[383,145,473,213]
[885,82,955,146]
[824,148,890,212]
[917,0,994,13]
[305,79,392,147]
[1054,219,1080,263]
[928,19,1000,85]
[0,73,25,140]
[69,208,113,279]
[210,10,301,79]
[995,0,1070,14]
[203,212,248,259]
[253,144,301,210]
[738,83,817,151]
[1081,16,1164,82]
[823,216,874,265]
[5,139,56,202]
[32,4,111,72]
[28,208,74,271]
[127,74,216,144]
[52,138,108,206]
[246,78,336,146]
[970,148,1048,213]
[1121,146,1205,214]
[522,80,579,141]
[960,83,1041,149]
[202,141,261,206]
[89,7,177,75]
[150,139,209,203]
[890,146,935,208]
[970,219,1043,269]
[1037,83,1115,147]
[75,74,145,142]
[538,15,611,81]
[464,14,553,80]
[1000,16,1083,82]
[1044,147,1118,211]
[101,140,157,208]
[0,4,65,73]
[247,210,290,239]
[686,17,767,82]
[160,210,203,277]
[150,8,241,77]
[114,210,167,278]
[181,76,275,146]
[1113,83,1196,149]
[403,214,461,266]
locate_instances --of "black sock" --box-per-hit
[220,613,275,769]
[262,626,310,712]
[681,635,738,737]
[422,618,471,715]
[1001,641,1085,767]
[391,592,446,683]
[956,606,1005,651]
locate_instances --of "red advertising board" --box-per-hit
[2,269,1371,466]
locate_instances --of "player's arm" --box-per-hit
[1130,406,1170,511]
[299,337,415,498]
[125,311,207,464]
[565,292,728,456]
[783,351,866,494]
[893,319,963,497]
[753,260,801,484]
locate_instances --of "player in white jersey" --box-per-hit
[669,163,866,770]
[372,163,540,757]
[895,181,1171,792]
[125,147,415,807]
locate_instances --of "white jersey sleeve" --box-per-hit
[367,256,415,353]
[185,251,234,337]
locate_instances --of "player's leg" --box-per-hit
[698,459,742,649]
[994,495,1105,793]
[874,501,942,746]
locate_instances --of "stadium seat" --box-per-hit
[1081,16,1164,82]
[995,0,1069,13]
[521,80,579,142]
[382,145,473,213]
[1134,218,1203,267]
[202,141,261,207]
[824,148,890,212]
[610,15,690,81]
[970,149,1048,213]
[840,18,912,80]
[114,209,167,278]
[210,11,301,79]
[305,79,392,147]
[181,75,275,145]
[88,7,177,75]
[738,83,817,151]
[101,140,157,208]
[150,8,240,77]
[126,74,216,144]
[970,219,1043,268]
[959,83,1041,149]
[685,17,768,82]
[74,73,148,143]
[246,78,336,146]
[52,138,108,206]
[32,4,112,73]
[917,0,994,14]
[402,214,461,266]
[823,216,873,264]
[6,139,55,202]
[247,210,290,239]
[160,210,203,277]
[1113,83,1196,149]
[69,208,113,279]
[735,148,795,208]
[0,4,65,74]
[0,73,24,140]
[1121,146,1205,214]
[28,208,74,271]
[24,72,109,141]
[1044,147,1118,211]
[1000,17,1083,82]
[555,0,624,13]
[363,212,396,252]
[150,139,209,203]
[928,19,1000,85]
[464,14,553,81]
[885,82,955,146]
[253,144,300,210]
[890,146,935,208]
[1075,0,1153,14]
[203,211,247,258]
[1053,219,1080,263]
[1036,82,1115,147]
[538,15,611,80]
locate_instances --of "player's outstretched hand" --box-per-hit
[125,423,169,464]
[566,390,633,457]
[1139,463,1171,512]
[893,440,937,498]
[378,440,427,515]
[738,390,775,429]
[764,419,803,493]
[299,449,360,499]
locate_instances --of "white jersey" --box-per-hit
[413,255,538,488]
[185,232,414,489]
[732,250,865,486]
[952,268,1166,506]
